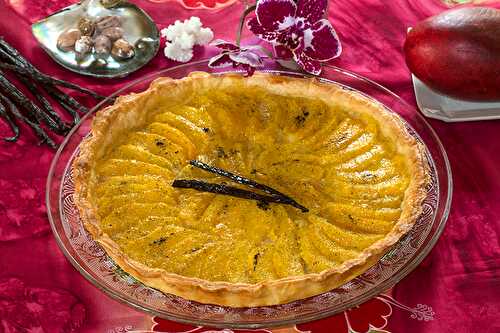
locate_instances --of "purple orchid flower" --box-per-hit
[247,0,342,75]
[208,39,264,76]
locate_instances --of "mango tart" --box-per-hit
[73,72,429,307]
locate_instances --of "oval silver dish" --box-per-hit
[32,0,160,78]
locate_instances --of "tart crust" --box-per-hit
[73,72,429,307]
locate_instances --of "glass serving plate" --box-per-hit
[46,60,452,329]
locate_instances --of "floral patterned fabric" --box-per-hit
[0,0,499,332]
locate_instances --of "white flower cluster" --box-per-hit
[161,17,214,62]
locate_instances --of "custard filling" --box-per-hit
[91,87,410,283]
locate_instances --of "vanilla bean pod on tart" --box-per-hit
[186,160,309,212]
[172,179,308,212]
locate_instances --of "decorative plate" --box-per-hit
[46,60,452,328]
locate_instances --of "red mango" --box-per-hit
[404,7,500,101]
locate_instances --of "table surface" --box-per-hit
[1,0,499,332]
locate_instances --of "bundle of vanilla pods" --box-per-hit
[0,37,106,148]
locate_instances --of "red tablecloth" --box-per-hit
[1,0,500,332]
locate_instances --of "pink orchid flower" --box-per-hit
[208,39,264,76]
[247,0,342,75]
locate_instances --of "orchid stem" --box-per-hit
[236,4,256,47]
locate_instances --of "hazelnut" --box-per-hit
[57,28,81,52]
